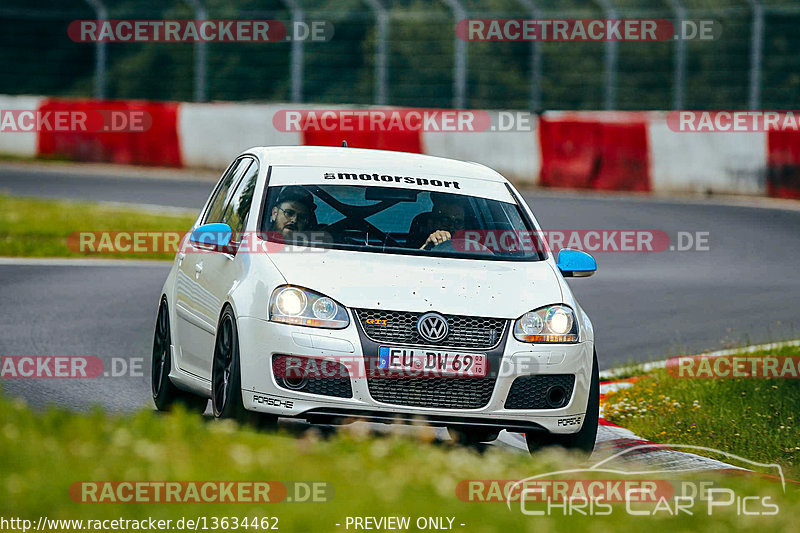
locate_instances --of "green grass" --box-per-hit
[604,345,800,480]
[0,154,71,164]
[0,391,798,532]
[0,194,196,260]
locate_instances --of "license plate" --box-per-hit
[377,347,487,377]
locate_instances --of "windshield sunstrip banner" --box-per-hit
[267,166,515,202]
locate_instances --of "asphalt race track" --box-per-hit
[2,166,800,420]
[0,166,215,209]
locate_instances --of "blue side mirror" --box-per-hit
[190,223,232,249]
[557,248,597,278]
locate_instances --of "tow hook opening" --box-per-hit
[545,385,568,408]
[281,376,309,391]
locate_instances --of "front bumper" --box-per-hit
[237,316,594,435]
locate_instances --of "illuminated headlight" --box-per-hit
[275,287,306,316]
[514,305,578,343]
[269,286,349,329]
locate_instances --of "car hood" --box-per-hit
[266,249,563,319]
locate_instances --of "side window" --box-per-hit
[203,158,252,224]
[222,160,260,234]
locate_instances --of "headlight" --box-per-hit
[269,286,349,329]
[514,305,578,343]
[275,287,307,316]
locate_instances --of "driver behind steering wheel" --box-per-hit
[408,193,467,250]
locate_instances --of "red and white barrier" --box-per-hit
[538,111,651,192]
[648,115,767,196]
[422,110,540,185]
[178,102,302,169]
[36,98,182,167]
[766,127,800,199]
[1,95,799,199]
[0,95,44,158]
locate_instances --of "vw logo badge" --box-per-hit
[417,312,449,343]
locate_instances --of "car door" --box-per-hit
[174,157,253,380]
[192,158,261,376]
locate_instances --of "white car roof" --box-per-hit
[243,146,508,183]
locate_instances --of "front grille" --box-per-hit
[504,375,575,409]
[355,309,507,350]
[272,355,353,398]
[366,376,496,409]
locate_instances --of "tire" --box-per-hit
[525,350,600,456]
[211,306,277,428]
[151,298,209,413]
[448,427,500,446]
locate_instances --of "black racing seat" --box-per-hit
[405,212,433,248]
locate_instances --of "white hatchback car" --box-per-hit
[151,146,599,453]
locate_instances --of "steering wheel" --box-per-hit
[327,218,403,248]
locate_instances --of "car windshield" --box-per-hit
[260,183,545,261]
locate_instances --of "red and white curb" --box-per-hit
[499,340,800,479]
[589,341,800,474]
[599,339,800,381]
[596,379,745,472]
[496,380,743,472]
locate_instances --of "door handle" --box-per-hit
[194,262,203,275]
